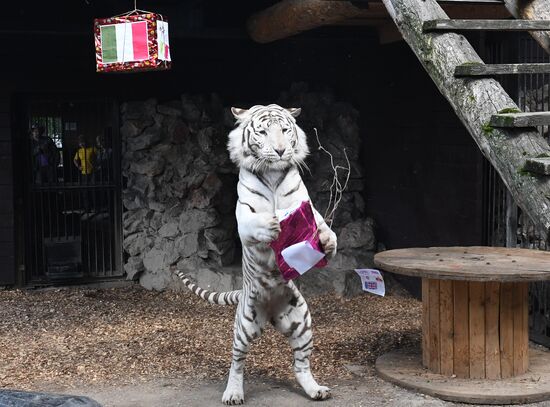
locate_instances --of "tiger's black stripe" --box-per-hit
[274,169,290,189]
[238,200,256,213]
[256,173,271,190]
[292,337,313,352]
[283,180,302,197]
[174,270,241,305]
[241,182,270,202]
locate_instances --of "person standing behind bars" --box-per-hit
[30,124,58,184]
[94,134,112,183]
[73,135,97,213]
[73,135,97,183]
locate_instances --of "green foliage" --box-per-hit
[498,108,522,114]
[535,153,550,158]
[518,166,537,177]
[481,122,494,135]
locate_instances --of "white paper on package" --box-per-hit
[354,269,385,297]
[281,241,326,275]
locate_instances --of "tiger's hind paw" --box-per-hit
[222,389,244,405]
[309,385,331,400]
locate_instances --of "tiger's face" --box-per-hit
[227,104,309,172]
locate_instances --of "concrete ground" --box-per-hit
[40,372,550,407]
[51,377,449,407]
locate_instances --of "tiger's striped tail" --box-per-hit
[174,269,242,305]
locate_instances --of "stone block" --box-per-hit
[139,269,171,291]
[124,256,144,280]
[121,119,153,139]
[158,103,183,116]
[124,233,153,257]
[130,157,165,176]
[338,218,376,251]
[158,222,179,238]
[178,209,220,233]
[126,126,162,151]
[121,98,158,120]
[168,119,190,144]
[176,232,200,258]
[181,95,202,122]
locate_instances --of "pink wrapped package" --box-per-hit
[270,201,327,281]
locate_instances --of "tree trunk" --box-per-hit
[504,0,550,55]
[381,0,550,239]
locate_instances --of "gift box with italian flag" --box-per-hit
[94,13,171,73]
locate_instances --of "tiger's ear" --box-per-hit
[231,107,248,120]
[286,107,301,118]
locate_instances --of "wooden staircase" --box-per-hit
[381,0,550,239]
[423,19,550,31]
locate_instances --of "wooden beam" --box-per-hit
[439,0,503,3]
[455,63,550,76]
[504,0,550,55]
[247,0,375,43]
[524,157,550,175]
[246,0,509,43]
[490,112,550,127]
[423,19,550,32]
[381,0,550,238]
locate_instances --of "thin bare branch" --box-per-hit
[313,128,351,228]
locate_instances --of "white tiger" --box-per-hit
[175,104,337,405]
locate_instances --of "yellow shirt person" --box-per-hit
[73,136,97,176]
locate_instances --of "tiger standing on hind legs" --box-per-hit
[175,104,337,405]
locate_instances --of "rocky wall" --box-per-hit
[121,85,377,295]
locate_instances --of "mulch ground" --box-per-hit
[0,285,421,390]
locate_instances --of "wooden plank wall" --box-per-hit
[0,95,14,285]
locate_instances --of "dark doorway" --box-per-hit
[17,96,123,285]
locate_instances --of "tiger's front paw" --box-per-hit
[254,214,281,243]
[319,230,337,259]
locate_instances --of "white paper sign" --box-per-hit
[282,241,326,275]
[354,269,385,297]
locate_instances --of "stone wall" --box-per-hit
[121,85,377,295]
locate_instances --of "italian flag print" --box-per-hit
[100,21,149,64]
[157,20,171,61]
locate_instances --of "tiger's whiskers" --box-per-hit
[295,157,311,176]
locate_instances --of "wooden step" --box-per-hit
[423,19,550,32]
[455,63,550,77]
[437,0,503,3]
[524,157,550,176]
[490,112,550,128]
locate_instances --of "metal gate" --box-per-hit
[482,33,550,346]
[20,96,123,284]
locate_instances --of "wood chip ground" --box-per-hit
[0,286,420,390]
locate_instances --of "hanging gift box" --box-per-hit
[94,12,171,73]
